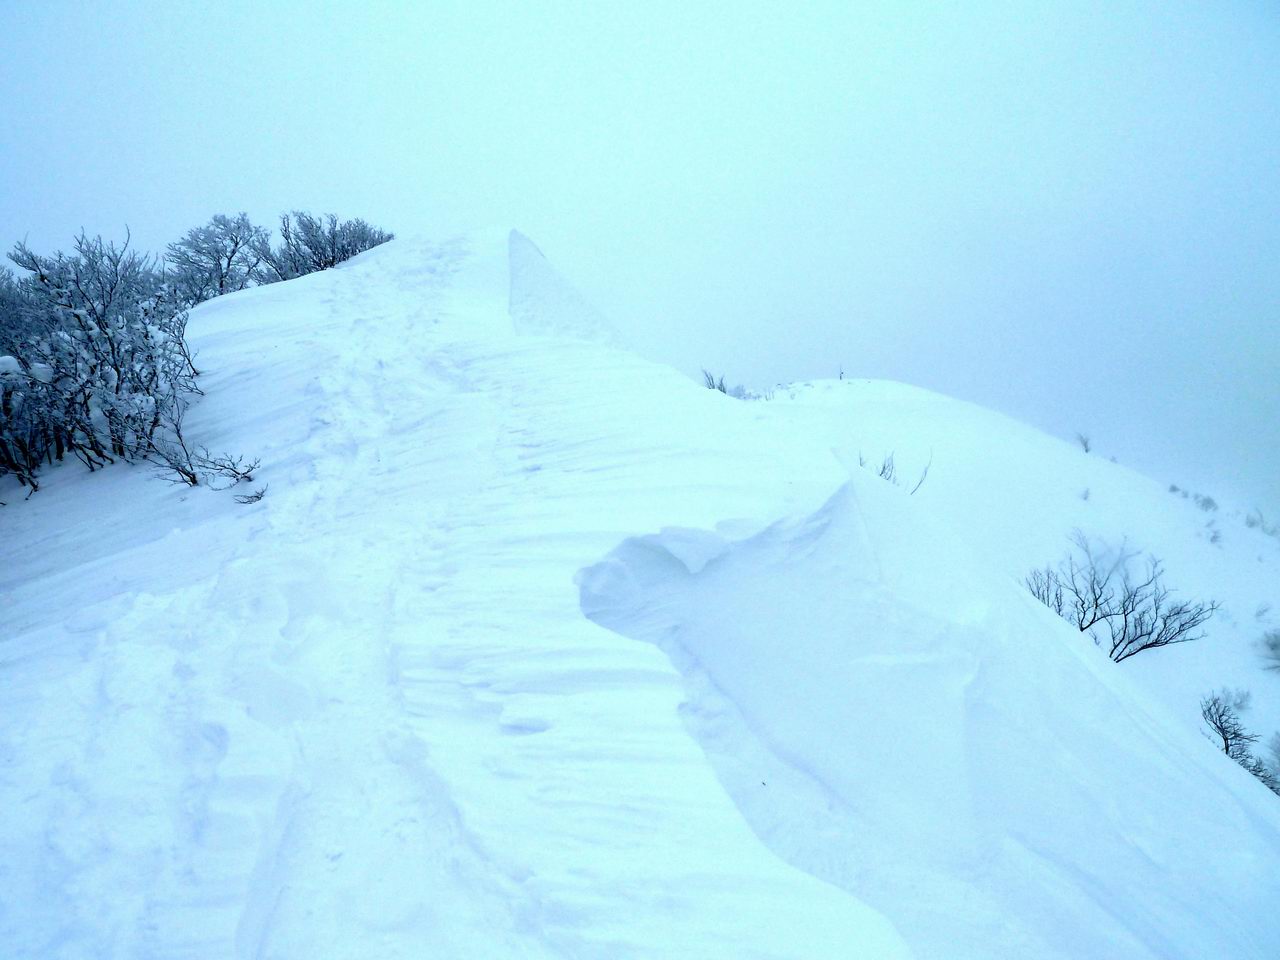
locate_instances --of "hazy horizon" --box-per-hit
[2,0,1276,513]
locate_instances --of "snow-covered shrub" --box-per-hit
[165,213,268,306]
[3,209,393,493]
[1027,532,1219,662]
[2,233,197,490]
[252,211,393,283]
[0,270,59,487]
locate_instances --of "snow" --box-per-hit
[2,228,1278,959]
[580,481,1280,958]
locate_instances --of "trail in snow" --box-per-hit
[1,232,907,959]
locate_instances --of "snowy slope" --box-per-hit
[580,482,1280,959]
[2,229,1278,959]
[759,378,1280,740]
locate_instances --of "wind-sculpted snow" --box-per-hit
[2,227,1277,959]
[579,481,1280,959]
[508,229,622,346]
[0,230,906,959]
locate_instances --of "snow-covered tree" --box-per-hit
[1,233,196,489]
[253,211,392,283]
[0,268,61,487]
[165,213,267,306]
[3,208,392,492]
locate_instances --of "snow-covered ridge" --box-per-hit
[580,479,1279,958]
[2,230,1277,959]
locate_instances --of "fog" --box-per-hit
[2,0,1276,512]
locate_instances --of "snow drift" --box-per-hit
[579,479,1280,959]
[2,228,1278,959]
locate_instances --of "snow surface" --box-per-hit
[2,228,1278,959]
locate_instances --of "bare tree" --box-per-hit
[1027,532,1219,662]
[1201,691,1280,795]
[1201,691,1258,759]
[1104,558,1218,663]
[1026,567,1066,616]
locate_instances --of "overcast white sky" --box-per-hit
[2,0,1276,513]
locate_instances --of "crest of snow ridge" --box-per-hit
[507,230,622,346]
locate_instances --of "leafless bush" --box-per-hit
[699,369,777,400]
[856,451,930,496]
[234,485,267,505]
[145,394,258,490]
[1201,690,1257,759]
[863,452,898,484]
[150,442,259,489]
[908,456,931,495]
[1201,691,1280,795]
[1027,532,1219,662]
[1026,567,1066,616]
